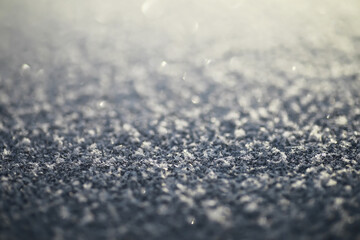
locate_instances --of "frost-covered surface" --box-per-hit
[1,0,360,239]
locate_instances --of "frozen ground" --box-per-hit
[0,0,360,239]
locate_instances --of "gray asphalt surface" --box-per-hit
[1,0,360,239]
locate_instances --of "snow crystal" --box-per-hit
[327,179,337,187]
[21,138,31,145]
[205,206,232,226]
[141,141,151,149]
[335,116,348,126]
[291,179,306,189]
[21,63,30,71]
[191,96,200,104]
[234,128,246,138]
[309,125,322,141]
[175,119,188,131]
[3,148,11,156]
[160,61,167,67]
[245,202,258,212]
[83,183,92,190]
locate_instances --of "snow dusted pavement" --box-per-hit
[1,0,360,239]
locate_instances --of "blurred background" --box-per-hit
[1,0,359,121]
